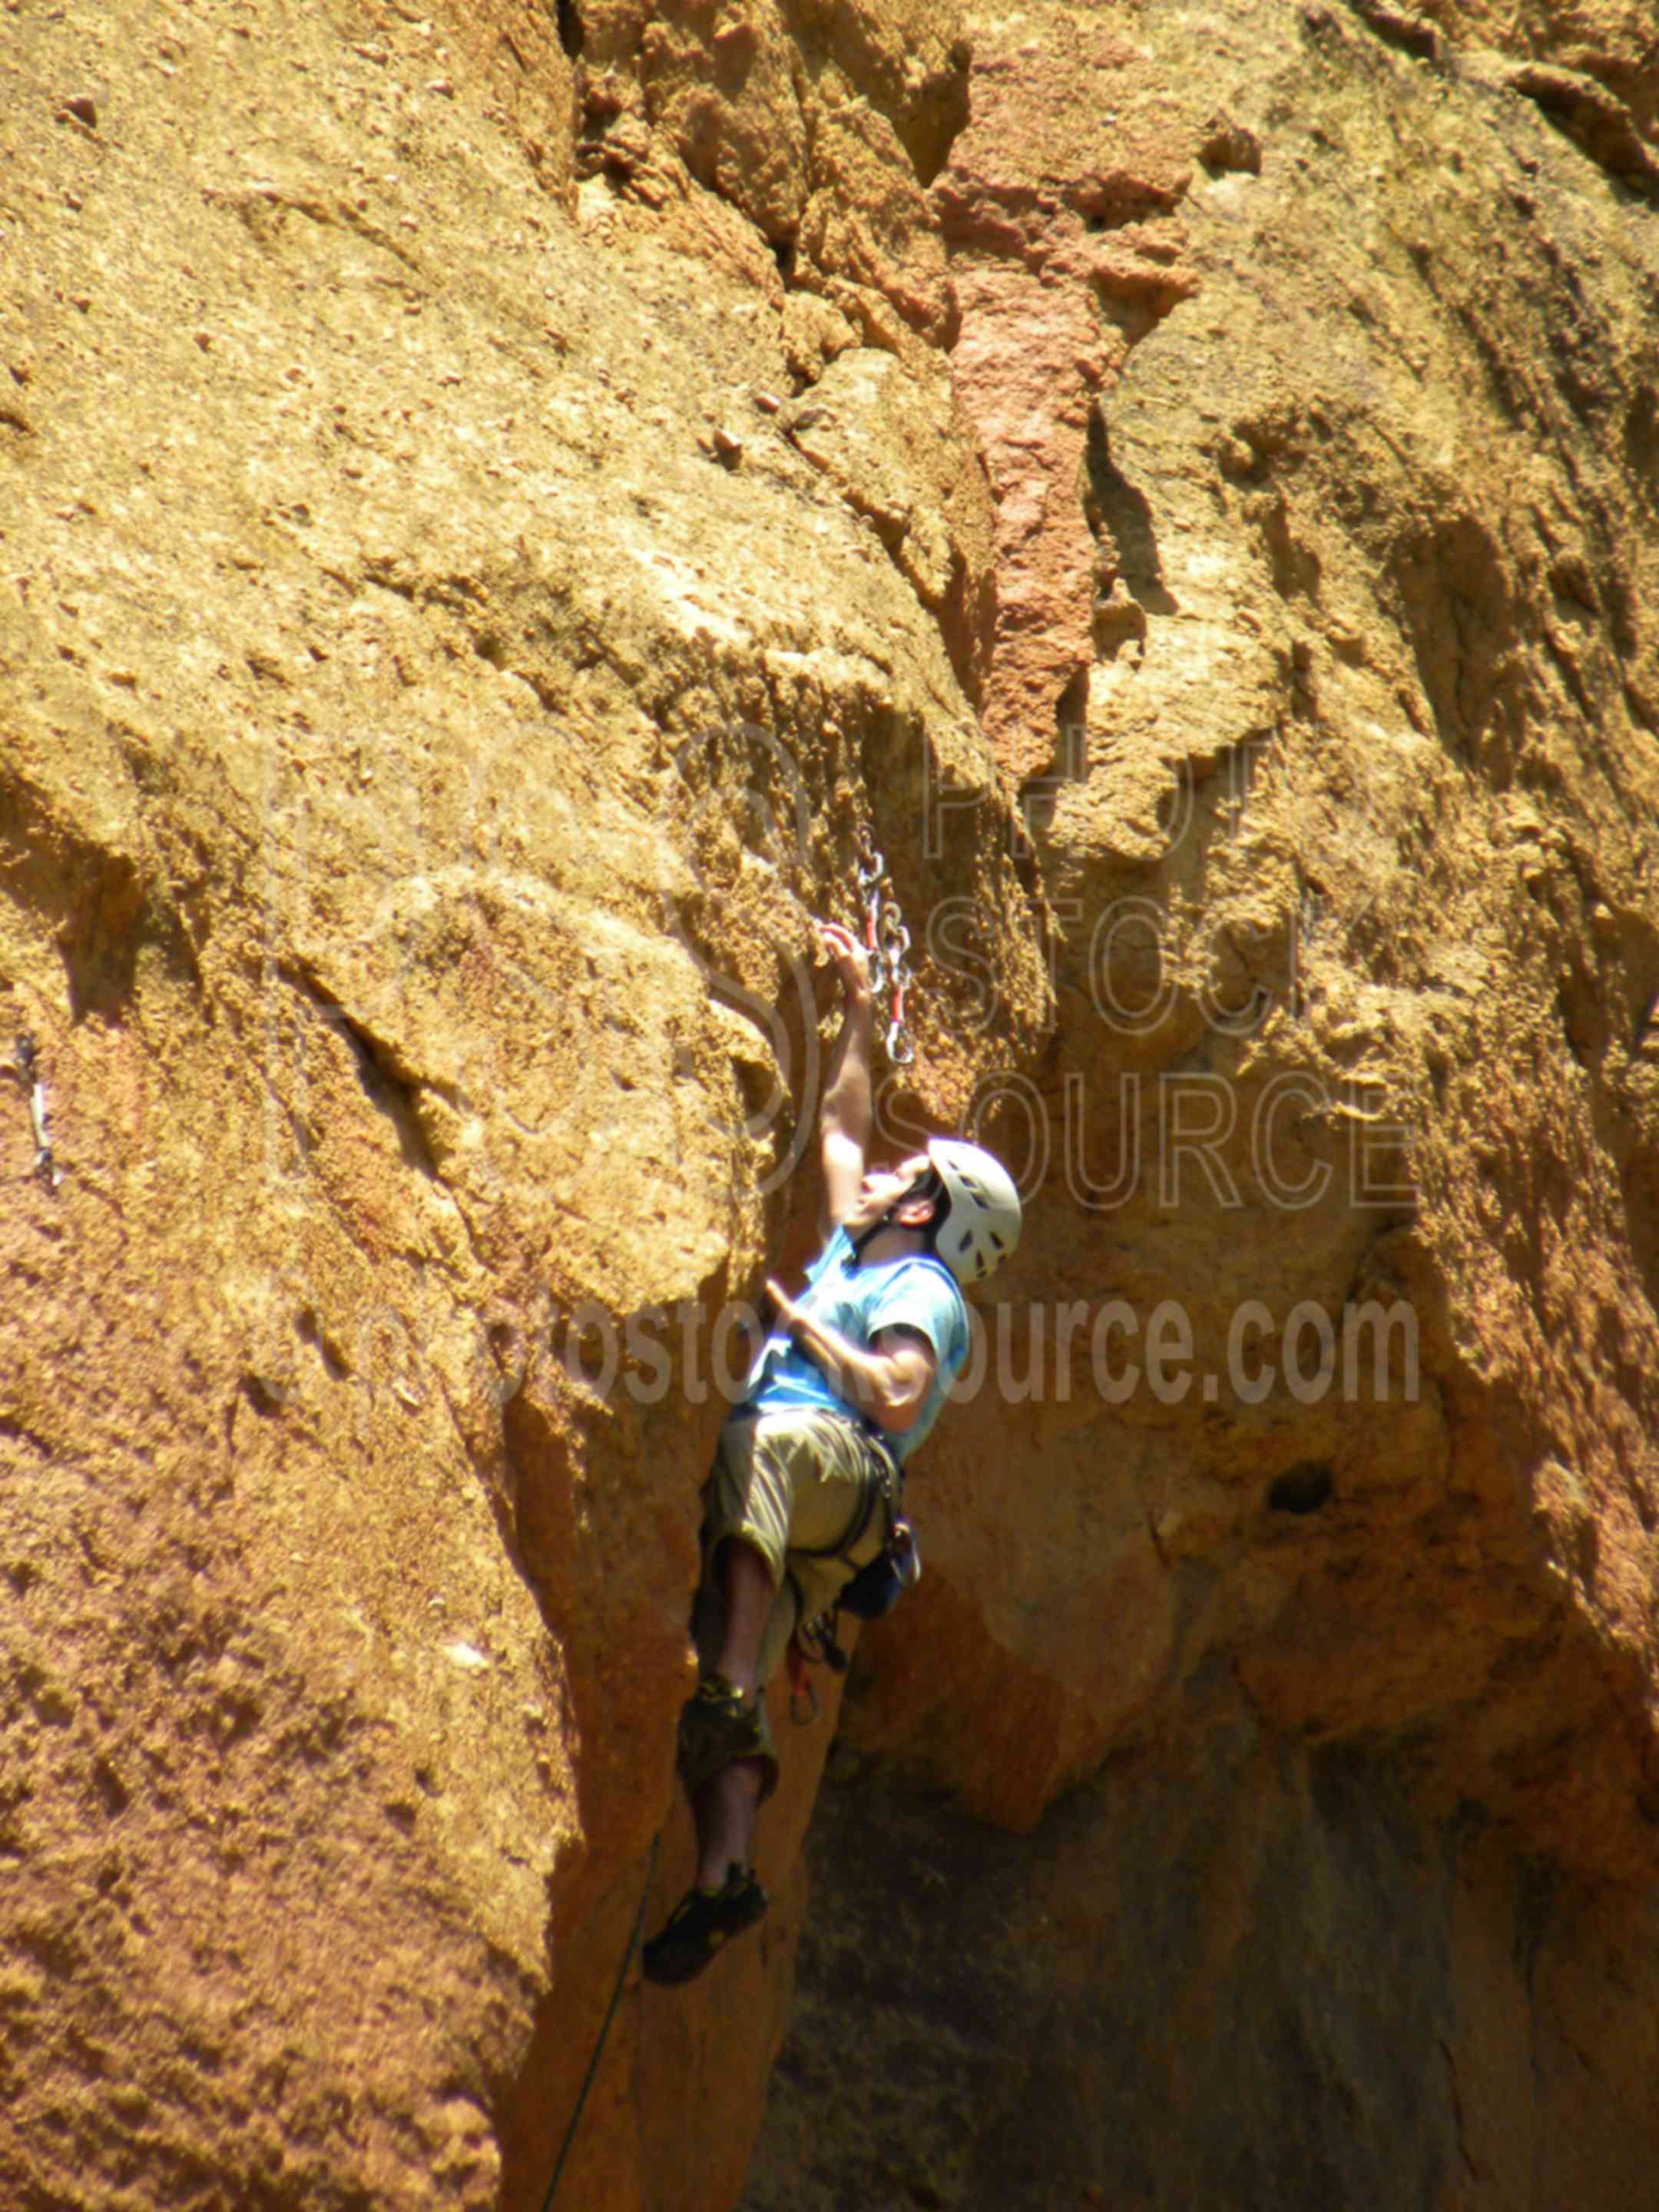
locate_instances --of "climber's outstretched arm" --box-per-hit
[817,920,872,1226]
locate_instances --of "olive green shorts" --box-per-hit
[682,1409,892,1800]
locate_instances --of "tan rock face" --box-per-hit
[3,0,1659,2209]
[1418,1,1659,142]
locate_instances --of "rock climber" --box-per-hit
[642,918,1023,1985]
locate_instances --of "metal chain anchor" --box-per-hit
[854,827,915,1065]
[15,1036,60,1190]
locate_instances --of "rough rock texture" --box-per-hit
[1414,2,1659,148]
[0,2,1039,2204]
[932,20,1196,781]
[747,2,1659,2200]
[750,1729,1659,2212]
[3,0,1659,2208]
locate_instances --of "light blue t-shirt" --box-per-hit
[739,1224,969,1464]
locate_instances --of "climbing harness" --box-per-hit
[786,1429,919,1720]
[13,1036,59,1190]
[789,1518,921,1711]
[540,1832,660,2212]
[855,827,916,1067]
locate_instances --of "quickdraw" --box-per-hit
[855,827,916,1066]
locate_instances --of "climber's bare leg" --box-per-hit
[682,1538,775,1887]
[691,1756,763,1889]
[712,1536,774,1697]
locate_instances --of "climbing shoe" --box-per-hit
[641,1864,769,1986]
[675,1673,767,1794]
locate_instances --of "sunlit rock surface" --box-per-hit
[2,1,1657,2207]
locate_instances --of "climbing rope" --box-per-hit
[854,829,916,1065]
[539,1832,660,2212]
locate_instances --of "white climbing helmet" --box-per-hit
[923,1138,1022,1286]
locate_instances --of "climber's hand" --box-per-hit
[817,919,871,1002]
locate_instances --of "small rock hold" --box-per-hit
[598,116,651,176]
[60,94,98,129]
[1349,0,1439,59]
[711,426,743,465]
[781,402,834,449]
[581,71,634,124]
[752,390,782,415]
[711,14,757,55]
[1199,112,1262,176]
[426,75,454,97]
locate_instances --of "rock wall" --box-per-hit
[748,1728,1659,2212]
[2,0,1657,2208]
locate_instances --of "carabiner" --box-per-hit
[856,830,885,901]
[863,900,886,993]
[879,908,909,965]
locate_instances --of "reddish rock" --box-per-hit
[932,22,1197,781]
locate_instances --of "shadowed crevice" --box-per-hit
[1085,410,1177,618]
[282,965,442,1180]
[1504,62,1659,200]
[1343,0,1440,62]
[1269,1463,1336,1515]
